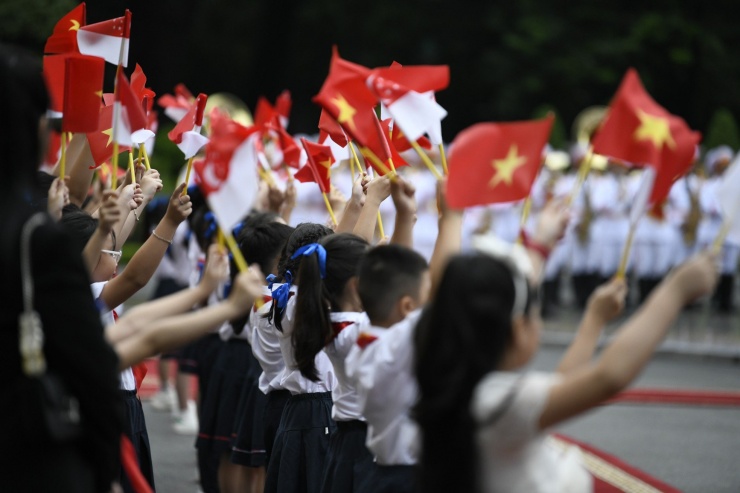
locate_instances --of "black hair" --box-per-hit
[0,43,50,202]
[413,253,527,493]
[267,222,333,331]
[292,233,369,382]
[239,210,281,231]
[188,203,217,253]
[228,221,294,334]
[358,244,429,325]
[60,205,99,252]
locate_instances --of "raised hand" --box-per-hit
[164,183,193,225]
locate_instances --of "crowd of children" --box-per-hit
[4,39,727,493]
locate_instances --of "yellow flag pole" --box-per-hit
[111,142,120,190]
[181,157,194,196]
[615,225,636,279]
[516,197,533,245]
[410,140,443,180]
[712,221,731,255]
[322,192,338,227]
[351,143,387,238]
[359,146,395,179]
[565,149,593,207]
[139,145,151,170]
[59,131,67,181]
[438,143,449,176]
[128,151,136,184]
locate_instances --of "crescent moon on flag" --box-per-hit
[70,20,81,31]
[203,164,223,191]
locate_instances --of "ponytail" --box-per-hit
[292,233,369,381]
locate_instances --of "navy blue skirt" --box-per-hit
[264,392,337,493]
[373,464,418,493]
[230,349,267,467]
[119,390,155,493]
[319,420,377,493]
[263,388,291,467]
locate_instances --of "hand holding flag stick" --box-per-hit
[348,141,385,237]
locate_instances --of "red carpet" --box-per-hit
[551,434,683,493]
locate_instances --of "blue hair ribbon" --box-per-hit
[291,243,327,279]
[203,212,217,241]
[267,270,293,310]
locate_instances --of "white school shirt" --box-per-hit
[345,310,422,466]
[91,281,136,391]
[275,295,337,394]
[251,285,290,394]
[324,311,369,422]
[472,371,591,493]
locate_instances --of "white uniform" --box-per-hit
[324,311,369,422]
[345,310,422,466]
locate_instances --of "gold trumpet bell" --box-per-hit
[572,105,608,145]
[204,92,253,131]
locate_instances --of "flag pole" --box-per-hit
[409,140,443,180]
[59,131,68,181]
[615,225,636,279]
[140,144,151,170]
[110,22,128,191]
[565,148,593,207]
[322,192,338,227]
[128,151,136,184]
[438,143,449,176]
[712,221,731,255]
[349,142,385,238]
[516,197,533,245]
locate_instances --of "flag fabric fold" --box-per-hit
[62,54,105,133]
[446,115,554,208]
[44,3,87,55]
[296,138,334,193]
[195,113,260,233]
[169,93,209,158]
[112,70,148,147]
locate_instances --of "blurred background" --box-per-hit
[3,0,740,152]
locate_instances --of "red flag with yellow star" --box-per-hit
[44,2,86,54]
[62,54,105,133]
[591,68,701,204]
[446,115,554,208]
[87,104,130,167]
[296,138,334,193]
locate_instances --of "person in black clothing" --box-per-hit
[0,43,125,493]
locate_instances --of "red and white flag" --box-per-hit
[369,76,447,144]
[77,10,131,67]
[157,83,194,122]
[168,93,209,159]
[195,113,261,233]
[112,70,148,147]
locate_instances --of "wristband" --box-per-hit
[152,230,173,245]
[519,230,551,260]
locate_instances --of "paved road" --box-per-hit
[143,345,740,493]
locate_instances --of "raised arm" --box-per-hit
[538,252,718,430]
[556,278,627,374]
[113,265,265,369]
[389,176,417,249]
[336,172,366,234]
[65,133,97,207]
[107,243,228,345]
[100,183,191,309]
[429,178,463,298]
[353,174,391,243]
[82,191,121,274]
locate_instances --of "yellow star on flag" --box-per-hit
[319,158,333,170]
[102,128,113,147]
[634,109,675,150]
[489,144,527,188]
[70,20,81,31]
[330,94,357,133]
[95,90,103,98]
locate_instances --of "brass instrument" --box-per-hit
[576,180,593,245]
[204,92,253,130]
[571,107,607,245]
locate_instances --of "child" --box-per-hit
[251,222,334,467]
[61,182,192,493]
[412,230,718,491]
[266,232,369,493]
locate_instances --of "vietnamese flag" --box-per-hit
[87,104,130,167]
[318,108,349,148]
[62,54,104,133]
[43,54,68,116]
[296,138,334,193]
[390,122,432,153]
[592,68,700,204]
[446,115,554,208]
[44,3,86,55]
[195,113,260,233]
[275,90,292,128]
[77,10,131,67]
[379,118,410,170]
